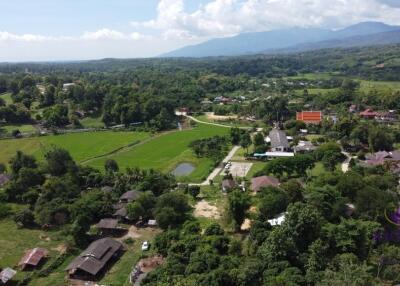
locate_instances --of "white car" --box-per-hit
[141,241,150,251]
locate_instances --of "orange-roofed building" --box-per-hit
[296,111,323,124]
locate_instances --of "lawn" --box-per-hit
[0,92,13,104]
[0,124,37,134]
[359,80,400,93]
[87,124,230,183]
[0,130,149,166]
[0,218,68,285]
[80,116,105,128]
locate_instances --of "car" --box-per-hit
[141,241,150,251]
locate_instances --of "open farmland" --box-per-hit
[0,130,149,166]
[86,123,230,183]
[0,123,229,183]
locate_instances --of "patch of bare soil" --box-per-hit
[52,244,67,254]
[240,218,252,231]
[120,225,143,241]
[206,112,238,121]
[194,200,221,219]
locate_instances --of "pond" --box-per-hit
[172,163,195,176]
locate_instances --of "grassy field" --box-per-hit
[87,124,230,183]
[80,116,105,128]
[0,131,149,166]
[0,218,69,285]
[359,80,400,92]
[0,124,37,134]
[0,124,230,183]
[0,92,13,104]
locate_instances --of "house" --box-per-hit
[0,174,10,187]
[251,176,280,192]
[364,151,400,166]
[222,179,236,192]
[296,111,322,124]
[294,141,316,153]
[148,219,157,227]
[268,129,290,152]
[62,83,75,91]
[96,219,120,235]
[359,109,378,119]
[119,190,141,203]
[0,268,17,284]
[18,248,48,270]
[113,205,128,221]
[175,108,190,116]
[65,238,123,280]
[376,111,397,123]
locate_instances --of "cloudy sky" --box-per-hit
[1,0,400,62]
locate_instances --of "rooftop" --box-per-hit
[251,175,280,192]
[65,238,122,277]
[18,248,48,268]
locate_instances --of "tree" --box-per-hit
[14,208,35,227]
[154,192,191,229]
[227,190,250,231]
[281,179,303,203]
[368,127,393,152]
[9,151,37,175]
[105,159,119,173]
[188,185,200,199]
[240,132,252,154]
[253,132,265,147]
[44,147,76,176]
[127,202,145,221]
[258,186,288,219]
[0,163,6,174]
[230,127,242,145]
[318,254,375,286]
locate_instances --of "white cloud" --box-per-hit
[0,31,57,42]
[131,0,400,40]
[81,28,127,40]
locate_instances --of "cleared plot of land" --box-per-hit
[87,124,229,183]
[225,162,253,177]
[0,218,69,285]
[0,131,149,165]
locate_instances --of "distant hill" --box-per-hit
[161,22,400,57]
[274,29,400,54]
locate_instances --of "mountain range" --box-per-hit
[161,22,400,58]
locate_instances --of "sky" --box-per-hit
[1,0,400,62]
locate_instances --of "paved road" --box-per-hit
[190,145,240,186]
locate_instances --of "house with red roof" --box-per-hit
[296,111,322,124]
[359,109,378,119]
[18,248,48,270]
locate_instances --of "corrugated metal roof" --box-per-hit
[18,248,48,268]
